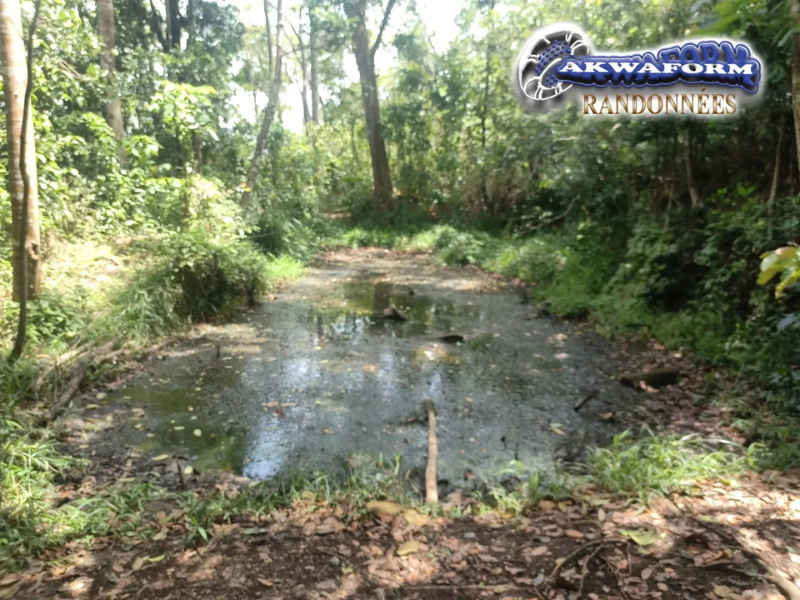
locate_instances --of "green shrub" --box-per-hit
[113,229,270,339]
[432,226,492,265]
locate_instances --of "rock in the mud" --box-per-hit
[382,306,408,321]
[619,368,681,389]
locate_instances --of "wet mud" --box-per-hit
[100,249,636,486]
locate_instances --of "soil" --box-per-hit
[5,248,800,600]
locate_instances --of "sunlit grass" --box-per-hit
[265,255,306,281]
[583,430,754,505]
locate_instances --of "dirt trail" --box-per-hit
[77,247,635,488]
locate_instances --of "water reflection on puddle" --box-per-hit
[115,275,627,483]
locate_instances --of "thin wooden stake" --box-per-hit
[425,400,438,505]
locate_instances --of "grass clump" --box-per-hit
[584,430,752,504]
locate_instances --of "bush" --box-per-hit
[432,226,492,265]
[114,229,270,339]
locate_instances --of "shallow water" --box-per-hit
[111,250,633,485]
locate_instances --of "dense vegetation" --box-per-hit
[0,0,799,576]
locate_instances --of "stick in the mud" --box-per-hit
[573,389,599,412]
[424,399,438,505]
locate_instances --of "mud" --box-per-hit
[95,248,635,486]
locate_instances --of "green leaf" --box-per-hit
[619,529,658,546]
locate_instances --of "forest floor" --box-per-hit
[5,248,800,600]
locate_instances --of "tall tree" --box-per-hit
[97,0,126,163]
[792,0,800,175]
[309,3,321,124]
[1,0,42,306]
[343,0,397,208]
[241,0,284,209]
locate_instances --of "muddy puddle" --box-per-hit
[102,249,635,487]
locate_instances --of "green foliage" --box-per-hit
[759,247,800,298]
[585,431,752,505]
[126,229,270,327]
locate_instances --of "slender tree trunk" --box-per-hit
[97,0,125,164]
[480,0,495,212]
[309,6,320,124]
[792,0,800,176]
[241,0,283,210]
[768,115,785,208]
[343,0,396,209]
[148,0,168,52]
[684,127,700,208]
[299,17,310,127]
[1,0,41,305]
[187,0,196,45]
[264,0,273,79]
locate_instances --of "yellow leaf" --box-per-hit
[397,540,420,556]
[366,501,403,516]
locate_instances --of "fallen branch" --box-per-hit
[48,359,88,421]
[548,538,627,583]
[693,518,800,600]
[425,399,438,505]
[32,343,93,394]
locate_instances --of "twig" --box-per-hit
[578,542,608,596]
[573,389,599,412]
[548,538,627,583]
[601,555,631,600]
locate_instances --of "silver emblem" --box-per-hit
[513,23,593,113]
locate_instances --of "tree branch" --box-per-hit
[369,0,398,61]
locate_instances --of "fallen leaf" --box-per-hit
[367,501,403,516]
[641,567,653,581]
[549,423,566,435]
[132,557,145,571]
[714,585,731,598]
[620,529,658,546]
[565,529,584,539]
[193,429,202,437]
[403,510,430,527]
[257,578,274,587]
[531,546,549,556]
[397,541,420,556]
[152,454,169,462]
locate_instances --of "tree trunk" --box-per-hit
[299,16,310,127]
[96,0,125,164]
[684,127,700,208]
[168,0,181,50]
[0,0,41,304]
[480,0,495,211]
[343,0,395,209]
[792,0,800,176]
[309,6,320,124]
[241,0,283,210]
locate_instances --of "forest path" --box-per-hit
[13,250,800,600]
[82,247,634,488]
